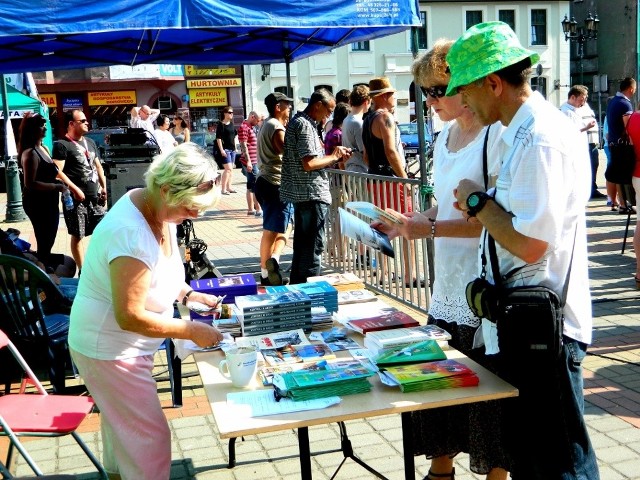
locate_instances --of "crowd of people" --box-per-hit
[9,17,640,480]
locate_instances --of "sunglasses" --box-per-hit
[195,174,221,192]
[420,85,448,99]
[75,119,89,124]
[225,111,233,114]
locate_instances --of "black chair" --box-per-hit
[620,184,636,254]
[0,254,73,393]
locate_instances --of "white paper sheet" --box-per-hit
[226,389,341,417]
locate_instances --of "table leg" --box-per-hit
[401,412,416,480]
[228,438,236,468]
[298,427,312,480]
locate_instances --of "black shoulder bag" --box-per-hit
[464,127,573,361]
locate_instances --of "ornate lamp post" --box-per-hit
[561,11,599,84]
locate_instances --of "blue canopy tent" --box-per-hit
[0,0,421,221]
[0,0,420,73]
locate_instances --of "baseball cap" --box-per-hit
[265,92,294,111]
[446,21,540,97]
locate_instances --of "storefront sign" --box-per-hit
[0,110,35,119]
[62,97,83,111]
[186,78,242,88]
[159,64,184,77]
[88,91,137,106]
[188,88,228,107]
[184,66,236,77]
[40,93,57,108]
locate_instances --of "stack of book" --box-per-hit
[311,306,334,329]
[190,274,257,320]
[307,272,365,292]
[380,359,479,392]
[262,343,336,366]
[337,289,377,305]
[273,364,376,401]
[346,310,420,335]
[235,291,313,336]
[374,340,447,367]
[265,281,338,313]
[364,325,452,355]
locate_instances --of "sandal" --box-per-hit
[424,468,455,480]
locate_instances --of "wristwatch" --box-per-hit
[466,191,491,217]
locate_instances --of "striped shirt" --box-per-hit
[238,120,258,165]
[280,111,330,204]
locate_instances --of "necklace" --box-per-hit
[144,191,165,243]
[449,121,482,152]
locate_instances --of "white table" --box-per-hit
[195,347,517,479]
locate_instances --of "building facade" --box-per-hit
[244,0,571,121]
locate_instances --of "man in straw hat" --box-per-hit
[448,22,599,479]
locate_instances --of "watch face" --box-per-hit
[468,194,480,208]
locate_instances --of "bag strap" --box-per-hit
[479,125,575,306]
[482,126,490,190]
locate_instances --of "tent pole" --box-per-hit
[1,74,27,222]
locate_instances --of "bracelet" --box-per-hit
[182,289,195,306]
[428,218,436,240]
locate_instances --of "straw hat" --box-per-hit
[446,21,539,97]
[368,77,396,96]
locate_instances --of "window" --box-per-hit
[275,86,294,99]
[351,41,370,52]
[499,9,516,31]
[417,11,428,50]
[531,77,547,99]
[466,10,483,30]
[531,9,547,46]
[314,84,333,94]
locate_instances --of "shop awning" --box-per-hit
[0,0,421,73]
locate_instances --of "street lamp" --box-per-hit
[561,11,599,84]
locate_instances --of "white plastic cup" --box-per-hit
[219,346,258,388]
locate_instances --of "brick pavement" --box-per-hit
[1,164,640,479]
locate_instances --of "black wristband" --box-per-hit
[182,289,195,306]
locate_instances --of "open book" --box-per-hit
[338,208,394,257]
[346,201,402,224]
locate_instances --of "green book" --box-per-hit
[382,359,479,393]
[374,340,446,367]
[273,365,375,401]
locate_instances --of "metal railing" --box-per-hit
[323,169,435,313]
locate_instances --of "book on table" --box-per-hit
[346,310,420,334]
[337,289,377,305]
[273,364,376,401]
[235,328,310,350]
[363,324,452,355]
[309,327,361,351]
[259,358,374,386]
[307,272,365,292]
[381,359,479,392]
[265,281,338,312]
[374,340,447,367]
[292,343,336,362]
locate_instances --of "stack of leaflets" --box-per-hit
[273,364,376,401]
[311,306,334,329]
[235,292,313,336]
[364,325,452,355]
[259,358,373,387]
[262,343,336,366]
[381,359,479,392]
[334,299,398,324]
[309,327,361,352]
[190,274,257,319]
[374,340,447,367]
[265,281,338,313]
[337,289,377,305]
[235,329,309,351]
[346,310,420,335]
[307,272,365,292]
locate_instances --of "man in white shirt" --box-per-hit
[130,105,160,135]
[448,21,599,480]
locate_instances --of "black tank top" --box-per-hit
[362,111,395,176]
[23,147,59,201]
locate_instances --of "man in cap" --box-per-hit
[255,92,294,285]
[280,89,351,283]
[448,22,599,479]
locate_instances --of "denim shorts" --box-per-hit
[241,164,259,191]
[222,149,236,165]
[254,176,293,233]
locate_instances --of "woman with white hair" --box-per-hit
[68,143,223,480]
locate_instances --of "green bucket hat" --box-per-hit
[445,21,540,96]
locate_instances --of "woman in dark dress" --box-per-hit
[19,113,73,272]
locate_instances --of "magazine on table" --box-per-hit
[338,208,395,258]
[235,329,309,350]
